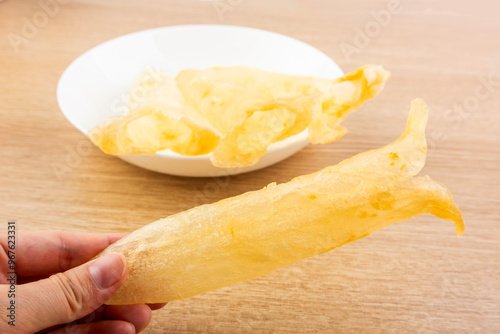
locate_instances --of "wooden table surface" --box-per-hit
[1,0,499,333]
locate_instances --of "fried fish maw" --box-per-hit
[89,70,220,156]
[89,108,220,155]
[309,65,390,144]
[91,66,388,166]
[98,99,464,305]
[210,94,320,168]
[176,65,389,167]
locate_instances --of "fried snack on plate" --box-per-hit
[88,70,220,156]
[176,65,390,167]
[208,94,320,167]
[90,65,389,167]
[96,99,464,305]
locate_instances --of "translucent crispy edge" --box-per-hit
[89,108,220,156]
[308,65,391,144]
[210,94,320,168]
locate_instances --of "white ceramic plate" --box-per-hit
[57,25,343,177]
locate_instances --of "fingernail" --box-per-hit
[89,253,126,289]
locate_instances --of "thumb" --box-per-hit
[20,253,127,333]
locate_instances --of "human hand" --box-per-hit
[0,231,166,333]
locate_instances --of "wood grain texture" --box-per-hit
[0,0,499,333]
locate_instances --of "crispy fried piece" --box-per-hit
[91,66,388,165]
[97,99,464,305]
[309,65,390,143]
[88,107,220,155]
[210,94,320,167]
[175,66,314,134]
[89,70,220,156]
[176,65,389,167]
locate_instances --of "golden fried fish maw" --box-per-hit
[176,65,389,167]
[89,70,220,156]
[210,94,320,167]
[308,65,390,144]
[97,99,464,305]
[90,65,389,167]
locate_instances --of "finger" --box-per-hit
[103,304,151,332]
[76,304,154,331]
[147,303,168,311]
[20,253,127,333]
[78,305,151,331]
[48,320,135,334]
[3,231,126,276]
